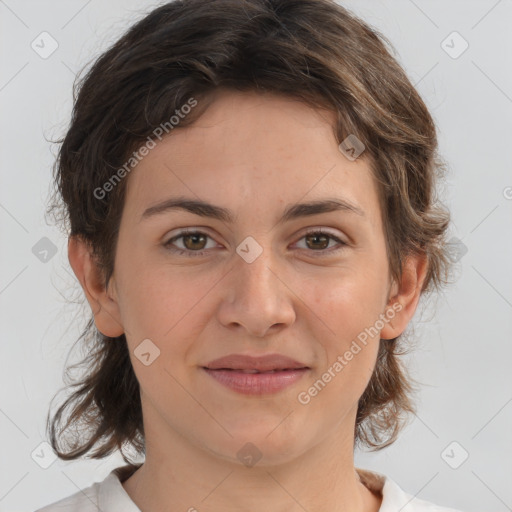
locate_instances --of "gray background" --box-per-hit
[1,1,511,511]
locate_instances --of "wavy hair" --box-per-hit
[45,0,452,464]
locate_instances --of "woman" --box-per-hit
[37,0,462,510]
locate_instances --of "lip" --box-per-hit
[204,353,309,372]
[202,367,310,395]
[201,353,310,395]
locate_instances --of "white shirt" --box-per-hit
[35,464,465,512]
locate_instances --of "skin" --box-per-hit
[69,88,427,512]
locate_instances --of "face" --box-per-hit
[84,89,411,466]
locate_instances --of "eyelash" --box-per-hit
[164,228,347,258]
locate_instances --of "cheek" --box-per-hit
[117,265,227,387]
[298,263,387,391]
[117,264,210,388]
[115,249,206,342]
[304,264,388,338]
[303,287,381,413]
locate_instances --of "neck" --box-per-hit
[121,405,382,512]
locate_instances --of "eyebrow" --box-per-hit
[140,196,365,225]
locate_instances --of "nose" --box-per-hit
[217,242,296,337]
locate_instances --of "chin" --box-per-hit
[202,427,307,468]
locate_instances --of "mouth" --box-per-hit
[201,365,310,395]
[202,367,309,373]
[201,353,311,394]
[203,353,310,373]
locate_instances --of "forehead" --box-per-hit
[122,89,381,230]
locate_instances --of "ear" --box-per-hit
[380,252,428,340]
[67,235,124,338]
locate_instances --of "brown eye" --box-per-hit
[295,229,347,256]
[164,230,215,257]
[181,233,208,250]
[305,232,331,250]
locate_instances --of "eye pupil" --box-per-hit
[306,233,329,250]
[184,233,207,250]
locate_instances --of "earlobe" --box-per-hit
[380,252,428,340]
[67,236,124,338]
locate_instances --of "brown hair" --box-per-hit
[46,0,452,464]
